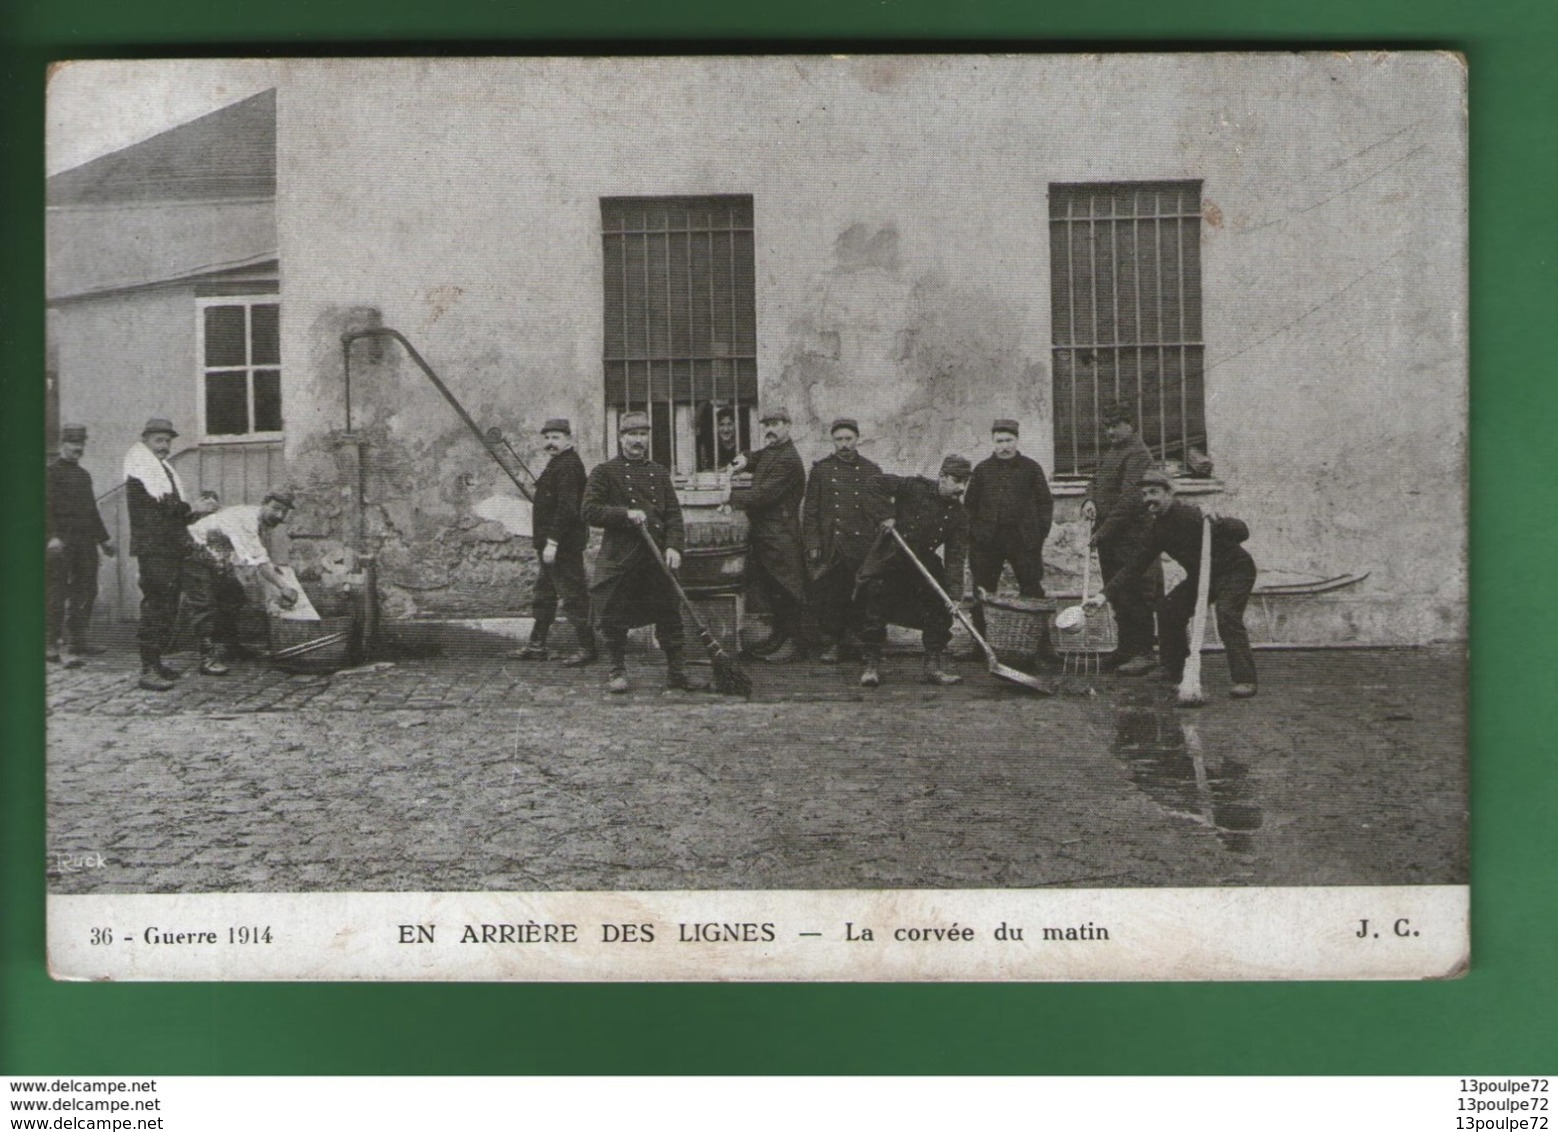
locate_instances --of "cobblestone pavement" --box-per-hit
[45,641,1467,893]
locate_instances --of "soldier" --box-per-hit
[729,406,808,662]
[46,424,115,667]
[1087,469,1258,698]
[854,455,972,689]
[581,411,706,694]
[801,417,886,663]
[122,417,217,691]
[510,418,596,667]
[1081,401,1161,675]
[963,419,1052,645]
[184,492,301,675]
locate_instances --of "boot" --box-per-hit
[198,643,230,676]
[138,664,176,692]
[155,660,184,680]
[859,658,881,688]
[744,629,789,658]
[1117,654,1157,677]
[922,651,962,687]
[760,640,799,664]
[665,648,708,692]
[817,641,841,664]
[69,635,108,657]
[507,627,550,661]
[605,637,630,693]
[560,622,598,668]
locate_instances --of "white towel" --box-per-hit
[265,566,323,622]
[122,441,187,502]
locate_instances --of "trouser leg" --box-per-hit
[61,541,100,643]
[181,557,220,646]
[212,572,246,648]
[1099,539,1156,659]
[1214,562,1258,685]
[554,551,594,654]
[136,555,182,666]
[1157,578,1200,679]
[967,540,1003,636]
[46,550,70,648]
[856,578,888,660]
[529,561,559,645]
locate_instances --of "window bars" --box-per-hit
[1050,181,1206,477]
[601,195,758,474]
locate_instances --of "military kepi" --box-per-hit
[759,406,792,423]
[542,418,572,435]
[830,417,860,435]
[618,411,651,432]
[263,490,297,511]
[940,454,973,479]
[991,418,1020,435]
[60,424,88,442]
[1138,467,1174,489]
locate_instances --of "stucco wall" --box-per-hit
[275,55,1465,641]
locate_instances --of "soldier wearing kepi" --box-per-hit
[1087,468,1259,698]
[510,418,596,667]
[729,406,809,662]
[581,411,706,694]
[963,419,1053,645]
[46,425,116,667]
[801,417,886,664]
[854,455,972,689]
[1082,401,1161,675]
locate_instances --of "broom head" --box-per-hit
[702,628,752,697]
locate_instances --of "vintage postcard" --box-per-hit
[44,54,1467,981]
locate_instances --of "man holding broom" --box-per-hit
[1086,468,1258,698]
[854,455,972,689]
[581,411,707,694]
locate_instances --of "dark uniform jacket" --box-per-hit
[581,455,685,612]
[1084,432,1154,545]
[857,474,968,589]
[801,451,885,564]
[125,477,197,560]
[47,459,109,546]
[530,447,589,553]
[737,438,807,601]
[963,453,1052,550]
[1104,500,1253,604]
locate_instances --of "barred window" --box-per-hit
[601,195,757,474]
[1050,181,1206,477]
[197,297,282,439]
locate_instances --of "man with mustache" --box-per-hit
[854,455,973,688]
[801,417,886,663]
[963,418,1053,650]
[1086,468,1258,698]
[729,406,809,662]
[1081,400,1161,675]
[582,411,706,693]
[510,418,596,667]
[184,491,301,675]
[122,417,218,691]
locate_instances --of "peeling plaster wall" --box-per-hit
[276,55,1465,641]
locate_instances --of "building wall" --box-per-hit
[276,55,1466,641]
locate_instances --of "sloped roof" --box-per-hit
[48,89,275,207]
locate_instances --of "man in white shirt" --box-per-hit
[185,491,300,675]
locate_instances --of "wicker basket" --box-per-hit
[268,614,357,673]
[976,589,1056,662]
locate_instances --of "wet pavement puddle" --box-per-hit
[1110,694,1264,855]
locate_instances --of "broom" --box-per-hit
[1177,512,1214,707]
[638,524,752,697]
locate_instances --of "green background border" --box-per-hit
[4,0,1552,1076]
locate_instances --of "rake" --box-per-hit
[1054,546,1116,691]
[639,524,752,697]
[888,528,1052,695]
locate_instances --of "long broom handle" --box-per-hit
[887,527,998,662]
[636,523,720,644]
[1186,513,1214,665]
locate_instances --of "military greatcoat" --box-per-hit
[737,438,807,603]
[801,450,886,566]
[581,455,685,630]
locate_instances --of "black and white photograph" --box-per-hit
[44,54,1467,981]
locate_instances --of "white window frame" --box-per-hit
[196,295,283,444]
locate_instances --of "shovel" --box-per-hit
[887,528,1053,695]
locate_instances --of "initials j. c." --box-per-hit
[1356,918,1417,938]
